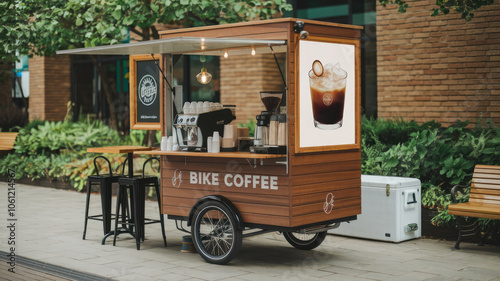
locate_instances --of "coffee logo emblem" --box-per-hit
[172,169,182,188]
[138,75,157,106]
[323,193,335,214]
[322,93,333,106]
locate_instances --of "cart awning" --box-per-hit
[56,37,286,56]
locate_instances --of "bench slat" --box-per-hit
[449,202,500,215]
[472,183,500,190]
[475,167,500,173]
[475,168,500,174]
[470,196,500,205]
[472,178,500,185]
[448,209,500,220]
[474,173,500,181]
[471,188,500,196]
[475,165,500,171]
[0,133,18,153]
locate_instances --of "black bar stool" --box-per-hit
[113,157,167,250]
[83,156,124,241]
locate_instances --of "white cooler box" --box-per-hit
[330,175,421,242]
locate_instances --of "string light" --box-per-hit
[223,49,229,58]
[251,47,256,56]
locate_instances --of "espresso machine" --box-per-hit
[174,109,235,151]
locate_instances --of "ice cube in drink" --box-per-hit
[308,62,347,130]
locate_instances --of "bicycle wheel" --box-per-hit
[191,200,242,264]
[283,231,327,250]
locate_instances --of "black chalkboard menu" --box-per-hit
[130,55,163,130]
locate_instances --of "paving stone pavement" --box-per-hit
[1,183,499,281]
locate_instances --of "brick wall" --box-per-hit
[29,55,71,121]
[220,53,285,125]
[377,0,500,126]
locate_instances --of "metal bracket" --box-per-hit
[298,223,341,235]
[245,158,264,168]
[175,220,191,234]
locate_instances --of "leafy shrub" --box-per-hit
[361,116,439,147]
[362,117,500,237]
[238,118,256,137]
[61,154,127,191]
[0,118,162,191]
[21,118,45,132]
[362,118,499,190]
[14,118,122,156]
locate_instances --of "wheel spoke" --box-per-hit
[199,209,231,256]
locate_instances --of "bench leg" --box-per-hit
[478,232,485,246]
[454,216,463,249]
[454,216,480,249]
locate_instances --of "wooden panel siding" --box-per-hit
[289,153,361,227]
[161,155,292,226]
[291,206,361,226]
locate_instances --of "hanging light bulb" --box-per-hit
[251,47,256,56]
[223,49,229,58]
[196,55,212,84]
[196,67,212,84]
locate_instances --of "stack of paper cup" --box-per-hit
[207,137,213,153]
[166,136,173,151]
[212,132,220,153]
[222,124,236,148]
[161,136,168,151]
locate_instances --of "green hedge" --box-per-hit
[0,118,160,191]
[361,116,500,238]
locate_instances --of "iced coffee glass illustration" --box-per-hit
[308,61,347,130]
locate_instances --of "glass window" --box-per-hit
[173,55,220,103]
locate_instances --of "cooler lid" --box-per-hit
[361,175,421,189]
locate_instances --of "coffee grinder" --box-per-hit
[253,91,283,153]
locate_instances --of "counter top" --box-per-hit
[87,146,151,154]
[134,149,286,159]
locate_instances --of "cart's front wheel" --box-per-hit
[191,201,242,264]
[283,231,327,250]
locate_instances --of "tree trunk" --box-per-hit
[89,55,119,131]
[0,62,13,107]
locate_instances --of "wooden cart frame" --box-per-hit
[156,19,362,264]
[58,18,363,264]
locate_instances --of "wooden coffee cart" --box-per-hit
[59,18,362,264]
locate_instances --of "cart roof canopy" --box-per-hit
[56,37,286,56]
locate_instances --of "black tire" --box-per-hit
[283,231,327,250]
[191,201,242,264]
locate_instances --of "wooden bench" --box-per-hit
[0,132,18,155]
[448,164,500,249]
